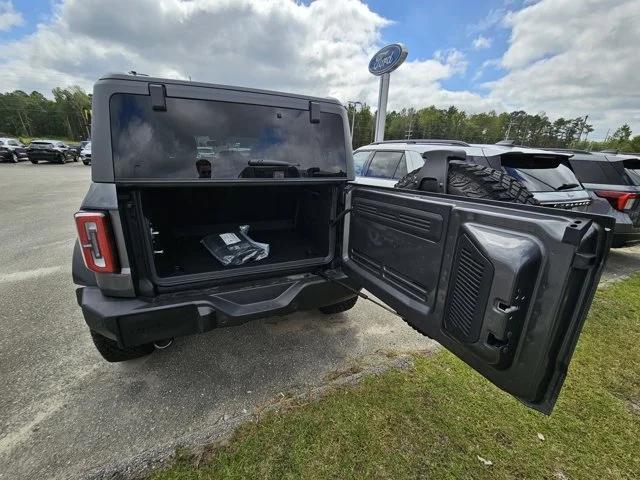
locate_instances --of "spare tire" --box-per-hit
[395,161,538,205]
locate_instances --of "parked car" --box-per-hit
[551,148,640,247]
[27,140,77,164]
[71,140,90,157]
[80,141,92,165]
[73,73,613,416]
[354,140,592,211]
[0,137,28,163]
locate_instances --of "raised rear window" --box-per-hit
[110,94,347,180]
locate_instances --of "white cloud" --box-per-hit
[472,35,492,50]
[0,0,637,139]
[0,0,495,114]
[488,0,640,137]
[0,1,23,31]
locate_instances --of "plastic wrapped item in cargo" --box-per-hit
[201,225,269,266]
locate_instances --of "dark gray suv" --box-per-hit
[73,73,613,414]
[553,149,640,247]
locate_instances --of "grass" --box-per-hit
[151,275,640,480]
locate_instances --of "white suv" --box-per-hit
[353,139,592,210]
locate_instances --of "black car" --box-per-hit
[72,73,613,416]
[27,140,77,164]
[0,137,28,162]
[555,149,640,247]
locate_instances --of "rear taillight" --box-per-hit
[595,190,640,212]
[74,212,119,273]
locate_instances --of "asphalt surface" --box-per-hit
[1,161,639,480]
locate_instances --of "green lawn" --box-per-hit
[151,275,640,480]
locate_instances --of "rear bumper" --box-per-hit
[77,271,358,347]
[612,224,640,247]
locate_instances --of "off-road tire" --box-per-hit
[395,161,538,205]
[319,296,358,314]
[90,330,154,362]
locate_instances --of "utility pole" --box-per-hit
[405,110,414,140]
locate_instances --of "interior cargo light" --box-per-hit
[74,211,119,273]
[595,190,640,212]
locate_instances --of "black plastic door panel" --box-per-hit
[343,186,613,414]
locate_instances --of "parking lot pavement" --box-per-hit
[1,161,639,480]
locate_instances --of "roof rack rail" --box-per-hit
[369,139,470,147]
[599,149,619,154]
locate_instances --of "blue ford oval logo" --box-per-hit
[368,43,408,76]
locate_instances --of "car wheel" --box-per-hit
[58,154,66,164]
[10,152,18,163]
[89,330,154,362]
[82,161,90,166]
[319,296,358,314]
[395,161,538,205]
[30,159,39,164]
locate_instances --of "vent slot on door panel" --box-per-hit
[444,235,494,343]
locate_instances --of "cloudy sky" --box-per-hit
[1,0,638,138]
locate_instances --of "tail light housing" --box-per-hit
[595,190,640,212]
[74,211,119,273]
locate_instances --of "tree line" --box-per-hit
[1,86,638,154]
[347,104,640,153]
[0,87,91,141]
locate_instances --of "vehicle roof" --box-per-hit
[545,148,640,163]
[31,139,61,143]
[99,73,343,106]
[0,137,19,141]
[357,140,571,158]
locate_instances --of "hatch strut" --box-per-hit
[316,271,399,316]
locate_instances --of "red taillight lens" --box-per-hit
[74,212,119,273]
[595,190,640,211]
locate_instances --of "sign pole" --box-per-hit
[368,43,407,143]
[374,73,390,142]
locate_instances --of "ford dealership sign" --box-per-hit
[368,43,408,76]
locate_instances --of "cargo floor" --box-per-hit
[154,229,327,277]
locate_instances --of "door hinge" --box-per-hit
[149,83,167,111]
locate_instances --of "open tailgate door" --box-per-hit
[342,185,612,414]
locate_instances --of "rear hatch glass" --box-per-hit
[482,151,583,193]
[110,94,347,181]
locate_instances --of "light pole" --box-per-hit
[347,101,363,146]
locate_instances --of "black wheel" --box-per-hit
[89,330,154,362]
[30,159,38,164]
[319,296,358,314]
[58,154,66,164]
[10,152,18,163]
[395,161,538,205]
[82,160,90,166]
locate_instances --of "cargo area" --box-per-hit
[136,185,337,280]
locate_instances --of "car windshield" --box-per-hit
[110,93,347,180]
[353,151,370,175]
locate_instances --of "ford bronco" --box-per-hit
[73,73,613,414]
